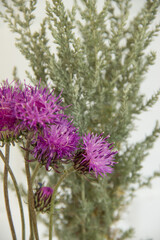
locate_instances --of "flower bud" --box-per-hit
[34,186,54,213]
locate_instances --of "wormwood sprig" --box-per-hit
[0,0,160,239]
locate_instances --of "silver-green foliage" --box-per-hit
[1,0,160,239]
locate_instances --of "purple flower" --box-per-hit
[32,119,80,170]
[73,133,118,177]
[0,81,24,140]
[15,84,67,130]
[0,81,22,130]
[34,186,54,212]
[0,102,16,131]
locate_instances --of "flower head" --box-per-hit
[34,185,54,212]
[32,119,80,170]
[0,81,22,130]
[15,84,67,130]
[0,81,24,141]
[73,133,118,177]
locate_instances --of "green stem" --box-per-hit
[3,143,17,240]
[81,178,86,240]
[25,161,37,240]
[24,139,39,240]
[31,163,41,183]
[49,166,74,240]
[24,158,34,239]
[0,150,25,240]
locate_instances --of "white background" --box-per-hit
[0,1,160,239]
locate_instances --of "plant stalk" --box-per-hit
[24,139,39,240]
[3,143,17,240]
[31,162,41,182]
[0,149,25,240]
[49,166,74,240]
[81,178,86,240]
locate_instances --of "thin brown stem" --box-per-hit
[0,150,25,240]
[31,163,41,183]
[49,166,74,240]
[3,143,17,240]
[81,178,86,240]
[24,138,39,240]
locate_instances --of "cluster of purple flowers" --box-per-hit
[0,80,118,178]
